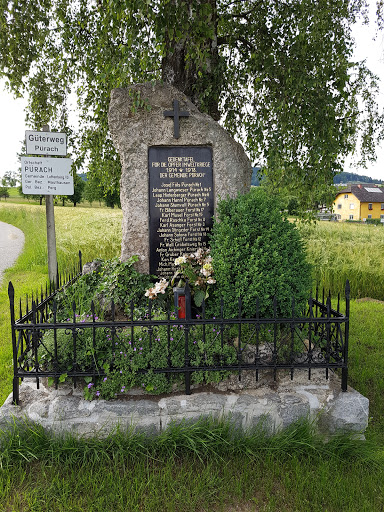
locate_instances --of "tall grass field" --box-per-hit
[299,220,384,300]
[0,203,383,511]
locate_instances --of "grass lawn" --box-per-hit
[0,204,383,511]
[0,187,107,208]
[0,419,383,512]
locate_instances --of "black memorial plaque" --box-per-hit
[149,146,214,277]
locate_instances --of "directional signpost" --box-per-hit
[25,130,67,156]
[21,126,73,283]
[21,157,74,195]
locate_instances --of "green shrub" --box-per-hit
[208,188,312,318]
[54,256,153,320]
[365,218,383,226]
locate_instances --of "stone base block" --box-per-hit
[0,371,369,438]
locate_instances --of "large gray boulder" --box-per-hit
[108,83,252,273]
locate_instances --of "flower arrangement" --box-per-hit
[145,248,216,307]
[144,278,169,299]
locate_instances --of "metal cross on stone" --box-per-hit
[163,99,190,139]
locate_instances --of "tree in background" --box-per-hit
[17,182,42,202]
[83,179,101,207]
[1,171,18,187]
[83,174,121,208]
[0,0,382,213]
[0,186,9,199]
[62,172,85,207]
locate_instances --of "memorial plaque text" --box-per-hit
[149,146,213,277]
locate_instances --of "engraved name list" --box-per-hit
[149,146,214,277]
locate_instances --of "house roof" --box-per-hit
[336,184,384,203]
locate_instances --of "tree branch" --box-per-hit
[219,0,263,14]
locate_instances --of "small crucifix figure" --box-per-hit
[163,99,190,139]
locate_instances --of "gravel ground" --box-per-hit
[0,221,25,284]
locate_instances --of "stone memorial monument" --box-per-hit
[108,82,252,275]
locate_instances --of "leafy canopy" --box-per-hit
[0,0,382,210]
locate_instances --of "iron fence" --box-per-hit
[8,261,350,405]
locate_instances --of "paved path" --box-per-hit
[0,221,25,285]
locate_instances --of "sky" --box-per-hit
[0,1,384,182]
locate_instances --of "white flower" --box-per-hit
[145,287,157,299]
[201,262,213,277]
[193,248,204,261]
[207,278,216,284]
[145,278,169,298]
[156,278,169,294]
[174,256,187,266]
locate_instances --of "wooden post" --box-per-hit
[42,124,58,283]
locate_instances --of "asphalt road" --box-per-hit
[0,221,25,284]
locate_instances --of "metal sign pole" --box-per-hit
[42,124,58,284]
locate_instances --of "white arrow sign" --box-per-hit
[21,156,74,195]
[26,130,67,156]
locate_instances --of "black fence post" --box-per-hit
[308,296,314,382]
[32,300,40,390]
[342,280,350,392]
[273,296,278,381]
[184,282,192,395]
[72,300,78,389]
[56,262,59,290]
[290,296,295,381]
[8,282,20,405]
[53,300,59,389]
[255,297,260,383]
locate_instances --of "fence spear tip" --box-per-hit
[8,281,14,296]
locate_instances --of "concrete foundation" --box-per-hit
[0,370,369,438]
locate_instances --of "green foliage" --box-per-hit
[54,256,152,319]
[128,88,152,114]
[39,314,238,400]
[0,1,381,212]
[95,256,152,312]
[287,197,299,215]
[0,186,9,198]
[82,171,121,208]
[209,188,312,318]
[365,218,383,226]
[1,171,17,187]
[260,172,339,218]
[1,205,384,510]
[17,183,40,201]
[63,172,85,206]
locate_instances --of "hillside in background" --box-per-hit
[334,171,383,184]
[251,169,383,187]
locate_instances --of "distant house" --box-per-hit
[333,184,384,221]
